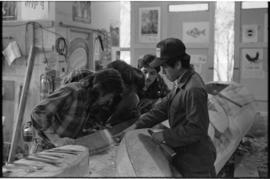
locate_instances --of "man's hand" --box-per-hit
[113,124,137,143]
[150,130,165,144]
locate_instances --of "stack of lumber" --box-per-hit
[3,145,89,177]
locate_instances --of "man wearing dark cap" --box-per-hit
[122,38,216,177]
[30,69,125,153]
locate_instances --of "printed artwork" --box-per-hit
[21,1,49,20]
[242,25,258,43]
[190,54,207,64]
[72,2,91,23]
[139,7,160,43]
[2,1,17,20]
[183,22,209,43]
[241,49,264,79]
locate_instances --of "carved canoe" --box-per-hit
[115,82,256,177]
[3,145,89,177]
[116,128,181,177]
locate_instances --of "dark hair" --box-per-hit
[165,54,191,69]
[138,54,160,73]
[63,69,93,84]
[132,67,145,94]
[106,60,134,87]
[93,68,125,95]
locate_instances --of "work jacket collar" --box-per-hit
[175,69,195,89]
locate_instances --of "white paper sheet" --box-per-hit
[2,41,22,66]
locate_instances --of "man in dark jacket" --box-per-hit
[137,54,170,114]
[122,38,216,177]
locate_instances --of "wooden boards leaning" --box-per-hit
[3,145,89,177]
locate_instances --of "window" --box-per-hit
[214,1,235,81]
[168,3,209,12]
[241,1,268,9]
[120,1,131,64]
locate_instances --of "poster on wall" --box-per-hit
[21,1,49,20]
[183,22,209,43]
[2,1,17,20]
[264,14,268,43]
[242,24,258,43]
[241,49,265,79]
[190,54,207,64]
[72,1,91,23]
[139,7,160,43]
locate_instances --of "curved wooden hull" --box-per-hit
[115,82,256,177]
[116,129,178,177]
[3,145,89,177]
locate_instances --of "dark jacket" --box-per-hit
[135,69,216,176]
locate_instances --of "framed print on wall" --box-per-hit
[242,24,258,43]
[72,1,91,23]
[2,1,17,21]
[139,7,160,43]
[183,22,209,43]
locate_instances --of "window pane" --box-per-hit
[214,2,235,81]
[120,1,130,48]
[241,2,268,9]
[120,51,130,64]
[169,3,209,12]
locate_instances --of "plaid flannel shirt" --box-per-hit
[31,81,96,139]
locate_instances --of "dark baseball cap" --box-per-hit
[150,38,188,68]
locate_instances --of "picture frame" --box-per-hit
[139,7,160,43]
[183,22,209,43]
[2,1,17,21]
[72,1,91,24]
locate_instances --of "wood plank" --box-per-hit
[3,145,89,177]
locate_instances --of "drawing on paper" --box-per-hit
[242,25,258,43]
[241,49,264,79]
[139,7,160,43]
[183,22,209,43]
[246,52,259,63]
[186,28,206,38]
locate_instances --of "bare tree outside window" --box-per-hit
[214,2,235,81]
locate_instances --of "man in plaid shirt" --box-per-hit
[30,69,124,152]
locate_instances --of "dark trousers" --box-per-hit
[172,154,216,177]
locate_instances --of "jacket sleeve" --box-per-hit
[135,92,171,129]
[31,87,72,132]
[109,93,140,125]
[163,87,210,148]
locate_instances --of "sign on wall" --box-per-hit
[72,2,91,24]
[21,1,49,20]
[190,54,207,74]
[183,22,209,43]
[139,7,160,43]
[241,49,265,79]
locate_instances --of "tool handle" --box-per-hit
[160,143,176,158]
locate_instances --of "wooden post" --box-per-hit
[8,44,36,163]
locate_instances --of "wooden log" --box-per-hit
[3,145,89,177]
